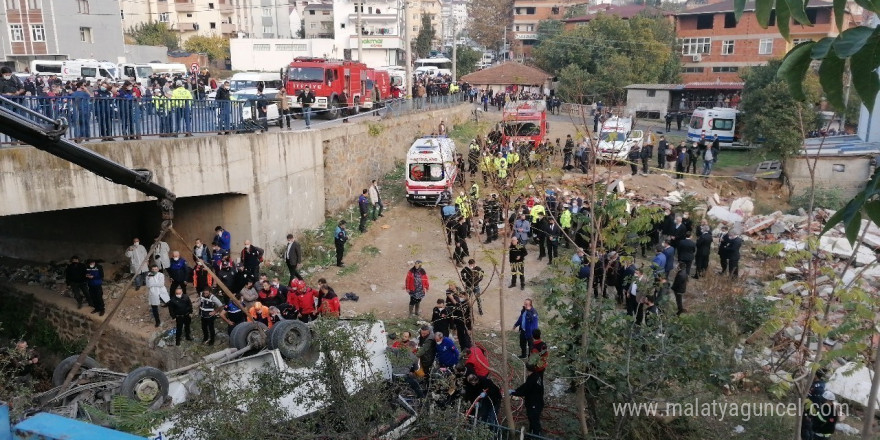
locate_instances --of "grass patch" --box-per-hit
[714,149,780,172]
[361,245,381,257]
[450,120,491,149]
[337,262,360,276]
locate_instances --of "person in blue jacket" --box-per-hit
[214,226,231,251]
[434,332,460,368]
[514,298,539,358]
[84,259,105,316]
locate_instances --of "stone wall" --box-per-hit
[0,283,164,372]
[320,105,473,214]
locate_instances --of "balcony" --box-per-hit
[217,1,233,13]
[220,22,236,34]
[348,12,398,22]
[174,1,198,12]
[177,22,199,31]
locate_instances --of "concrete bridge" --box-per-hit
[0,105,473,261]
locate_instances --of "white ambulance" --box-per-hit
[405,136,457,205]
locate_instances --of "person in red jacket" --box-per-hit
[317,284,341,317]
[464,345,490,379]
[405,260,430,317]
[294,280,318,322]
[257,280,281,307]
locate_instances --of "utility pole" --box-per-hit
[451,21,457,81]
[357,0,363,61]
[501,26,507,61]
[404,0,412,93]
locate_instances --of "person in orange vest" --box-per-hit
[248,301,272,328]
[193,261,213,293]
[317,284,341,317]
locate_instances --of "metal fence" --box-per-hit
[0,96,248,144]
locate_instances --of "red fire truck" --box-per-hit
[500,100,549,149]
[284,57,391,120]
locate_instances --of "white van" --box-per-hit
[229,71,283,92]
[149,63,188,77]
[118,63,153,84]
[405,136,457,205]
[29,59,106,82]
[687,107,742,147]
[377,67,406,95]
[597,116,644,160]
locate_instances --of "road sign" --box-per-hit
[191,62,199,73]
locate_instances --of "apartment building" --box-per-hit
[410,0,444,48]
[676,0,855,83]
[0,0,127,69]
[303,2,333,38]
[512,0,580,57]
[440,0,467,47]
[331,0,406,65]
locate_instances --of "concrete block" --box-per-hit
[779,281,801,294]
[708,206,743,223]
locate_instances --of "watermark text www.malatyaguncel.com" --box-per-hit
[612,399,849,422]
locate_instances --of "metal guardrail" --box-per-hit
[0,97,248,144]
[0,95,473,144]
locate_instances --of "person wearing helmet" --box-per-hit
[808,390,838,439]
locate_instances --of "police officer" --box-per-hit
[483,194,500,243]
[198,289,223,345]
[508,237,528,290]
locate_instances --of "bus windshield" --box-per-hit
[409,163,444,182]
[288,67,324,82]
[136,66,153,78]
[502,122,540,136]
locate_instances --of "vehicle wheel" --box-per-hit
[229,321,269,350]
[52,355,100,387]
[325,98,340,120]
[119,366,169,406]
[268,320,312,360]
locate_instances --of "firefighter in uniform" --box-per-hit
[508,237,528,290]
[560,205,573,249]
[483,194,500,243]
[508,149,520,171]
[495,153,508,180]
[469,183,480,224]
[468,140,481,177]
[481,152,494,185]
[455,191,472,237]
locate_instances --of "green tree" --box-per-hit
[739,60,819,165]
[455,45,481,78]
[126,22,178,51]
[182,35,230,62]
[532,15,679,104]
[535,19,563,45]
[466,0,512,51]
[414,13,435,58]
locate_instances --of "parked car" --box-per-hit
[233,88,282,127]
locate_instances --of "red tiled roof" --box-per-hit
[460,62,553,86]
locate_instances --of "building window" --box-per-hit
[9,24,23,42]
[253,43,270,51]
[30,24,44,41]
[262,7,271,17]
[208,2,214,8]
[681,37,711,55]
[696,14,713,29]
[309,9,315,15]
[186,13,192,17]
[646,90,656,97]
[310,23,316,29]
[722,40,734,55]
[712,66,739,73]
[158,12,169,22]
[262,25,272,34]
[758,38,773,55]
[551,6,559,14]
[832,164,845,172]
[276,43,306,51]
[80,26,93,43]
[724,12,736,28]
[77,0,89,14]
[5,0,18,10]
[681,66,705,73]
[209,22,216,29]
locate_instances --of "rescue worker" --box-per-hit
[468,140,480,177]
[469,183,480,218]
[495,152,508,180]
[146,264,170,328]
[248,301,272,328]
[220,293,246,334]
[560,205,573,249]
[455,191,472,237]
[480,152,494,185]
[198,288,223,345]
[483,194,500,243]
[508,237,528,290]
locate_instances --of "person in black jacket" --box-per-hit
[296,85,316,129]
[65,255,90,309]
[240,240,264,278]
[215,81,232,134]
[282,233,303,283]
[534,213,549,261]
[168,287,193,345]
[85,259,106,315]
[167,251,189,296]
[676,233,696,275]
[627,146,641,176]
[508,237,528,290]
[545,217,562,264]
[718,228,743,278]
[671,266,688,316]
[464,373,503,426]
[694,225,713,279]
[431,298,451,336]
[657,136,668,169]
[511,369,545,436]
[640,142,653,174]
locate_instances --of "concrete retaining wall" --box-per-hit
[0,105,472,261]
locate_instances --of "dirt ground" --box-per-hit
[3,114,756,341]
